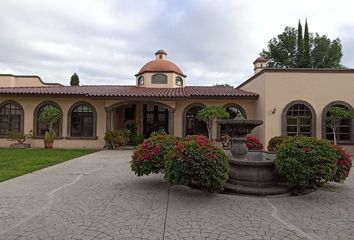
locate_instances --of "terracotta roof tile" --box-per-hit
[0,85,258,98]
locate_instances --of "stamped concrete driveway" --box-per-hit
[0,150,353,240]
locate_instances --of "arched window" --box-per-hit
[220,104,247,139]
[183,104,208,136]
[282,101,316,137]
[176,76,183,86]
[152,74,167,84]
[137,76,144,86]
[33,102,62,137]
[69,103,96,138]
[0,101,24,137]
[322,101,354,143]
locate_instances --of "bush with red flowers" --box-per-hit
[131,132,179,176]
[331,145,352,183]
[275,136,338,194]
[164,135,229,192]
[245,135,264,150]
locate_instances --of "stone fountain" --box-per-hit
[218,112,288,195]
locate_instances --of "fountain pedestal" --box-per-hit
[218,115,288,195]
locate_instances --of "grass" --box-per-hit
[0,148,96,182]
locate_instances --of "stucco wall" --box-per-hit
[0,75,60,87]
[0,97,257,149]
[0,97,106,149]
[240,70,354,153]
[136,72,185,88]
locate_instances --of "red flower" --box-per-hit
[303,147,311,153]
[151,146,160,155]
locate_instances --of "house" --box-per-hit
[1,50,354,152]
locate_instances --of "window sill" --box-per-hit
[31,136,64,140]
[65,136,98,140]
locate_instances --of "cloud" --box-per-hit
[0,0,353,86]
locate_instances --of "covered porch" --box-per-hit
[105,101,175,138]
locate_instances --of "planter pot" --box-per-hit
[44,140,54,148]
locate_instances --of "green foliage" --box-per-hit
[262,20,344,69]
[104,129,130,147]
[131,132,179,176]
[7,130,32,144]
[70,73,80,86]
[326,106,353,144]
[275,136,338,194]
[164,135,229,192]
[125,123,144,146]
[302,19,311,67]
[262,26,298,68]
[39,107,60,131]
[197,106,229,140]
[330,145,352,183]
[296,20,303,67]
[268,136,292,152]
[44,128,56,142]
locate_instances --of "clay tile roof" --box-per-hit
[0,85,258,98]
[155,49,167,55]
[136,59,186,77]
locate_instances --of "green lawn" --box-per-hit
[0,148,96,182]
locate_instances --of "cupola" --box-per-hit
[253,56,267,74]
[135,50,186,88]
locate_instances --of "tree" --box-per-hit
[197,106,230,140]
[302,19,311,67]
[261,20,344,69]
[39,107,60,147]
[296,20,303,67]
[70,73,80,86]
[262,27,298,68]
[326,106,353,145]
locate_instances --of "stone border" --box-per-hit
[182,103,207,137]
[0,100,24,138]
[67,101,97,139]
[33,101,63,138]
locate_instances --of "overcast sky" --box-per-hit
[0,0,353,86]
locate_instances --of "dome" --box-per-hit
[135,50,186,77]
[253,56,267,64]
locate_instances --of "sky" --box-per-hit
[0,0,353,86]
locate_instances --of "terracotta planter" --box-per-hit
[44,140,54,148]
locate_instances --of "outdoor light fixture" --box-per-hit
[272,107,277,114]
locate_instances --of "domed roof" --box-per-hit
[253,56,267,64]
[155,49,167,55]
[135,50,186,77]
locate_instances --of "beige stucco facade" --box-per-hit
[0,95,255,149]
[239,69,354,153]
[2,52,354,152]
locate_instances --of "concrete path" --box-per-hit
[0,150,353,240]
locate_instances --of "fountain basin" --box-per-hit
[223,151,288,195]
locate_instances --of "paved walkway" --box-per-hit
[0,150,353,240]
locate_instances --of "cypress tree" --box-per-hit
[70,73,80,86]
[296,20,303,67]
[303,19,311,67]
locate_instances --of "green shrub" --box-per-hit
[268,136,292,152]
[275,136,338,193]
[131,132,178,176]
[330,145,352,183]
[165,135,229,192]
[104,129,130,147]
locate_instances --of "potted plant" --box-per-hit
[7,130,32,148]
[38,107,60,148]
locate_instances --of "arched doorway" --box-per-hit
[183,103,208,137]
